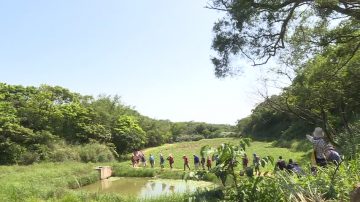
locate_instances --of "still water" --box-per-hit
[79,177,214,198]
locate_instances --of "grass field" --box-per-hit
[0,162,99,201]
[122,138,311,172]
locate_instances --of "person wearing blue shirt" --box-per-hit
[193,155,200,170]
[149,154,155,168]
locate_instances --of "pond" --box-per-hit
[79,177,215,199]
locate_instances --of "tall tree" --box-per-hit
[208,0,360,76]
[111,115,147,154]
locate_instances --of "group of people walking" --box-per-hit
[131,127,341,175]
[131,152,220,171]
[182,154,219,171]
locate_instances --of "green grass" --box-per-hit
[0,162,191,202]
[0,162,99,201]
[122,138,310,172]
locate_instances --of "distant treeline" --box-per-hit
[0,83,235,165]
[235,43,360,156]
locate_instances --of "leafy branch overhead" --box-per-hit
[207,0,360,77]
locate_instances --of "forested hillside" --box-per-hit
[207,0,360,157]
[234,33,360,156]
[0,83,235,165]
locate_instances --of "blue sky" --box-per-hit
[0,0,276,124]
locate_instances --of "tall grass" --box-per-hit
[112,164,156,177]
[0,162,98,201]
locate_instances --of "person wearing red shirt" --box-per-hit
[183,155,190,171]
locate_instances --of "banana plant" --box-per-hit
[199,138,274,196]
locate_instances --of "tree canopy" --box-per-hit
[0,83,235,165]
[208,0,360,76]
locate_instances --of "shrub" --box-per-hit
[337,121,360,158]
[77,143,115,163]
[112,164,156,177]
[48,144,80,162]
[18,151,40,165]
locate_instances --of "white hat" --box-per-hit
[313,127,324,138]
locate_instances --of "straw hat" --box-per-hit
[313,127,324,138]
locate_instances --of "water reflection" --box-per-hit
[162,183,166,192]
[79,177,214,199]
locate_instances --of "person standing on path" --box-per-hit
[183,155,190,171]
[206,156,212,170]
[159,153,165,169]
[275,156,286,171]
[242,154,249,170]
[193,155,200,170]
[149,154,155,168]
[201,156,206,170]
[167,154,174,169]
[253,153,260,176]
[141,155,147,167]
[131,154,137,168]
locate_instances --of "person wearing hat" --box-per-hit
[306,127,327,167]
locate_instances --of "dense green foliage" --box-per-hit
[200,139,360,201]
[236,43,360,155]
[0,83,235,165]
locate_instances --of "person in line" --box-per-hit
[167,154,174,169]
[149,154,155,168]
[200,156,206,170]
[141,155,147,167]
[286,159,295,173]
[206,156,212,170]
[183,155,190,171]
[159,153,165,169]
[275,156,287,171]
[131,154,137,168]
[193,154,200,170]
[306,127,327,167]
[325,144,341,165]
[242,154,249,170]
[253,153,260,176]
